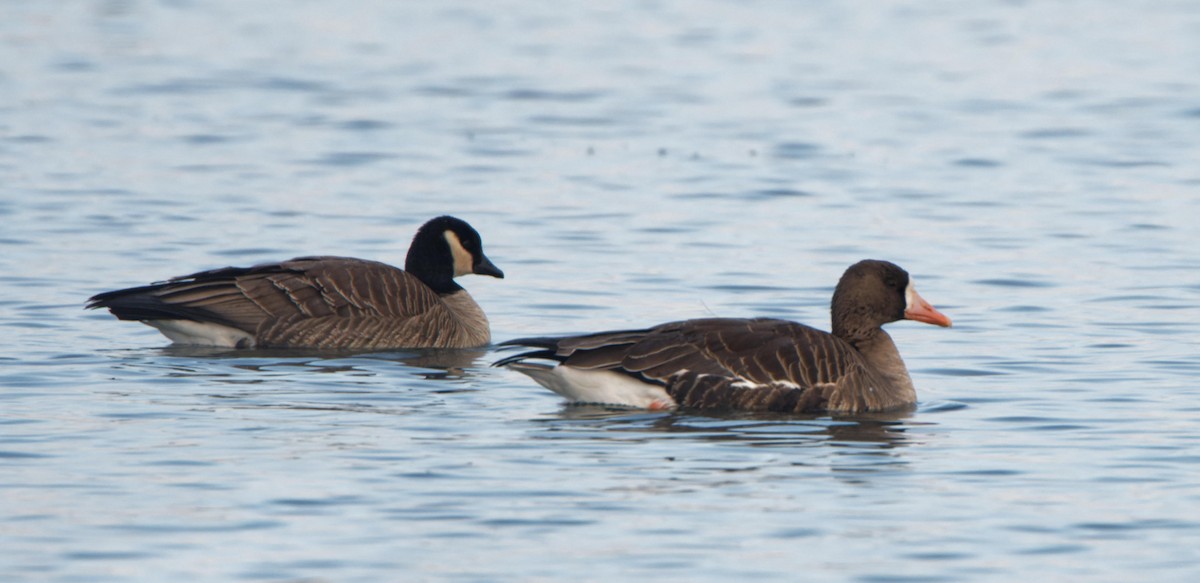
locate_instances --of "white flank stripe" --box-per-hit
[147,320,255,348]
[508,364,675,409]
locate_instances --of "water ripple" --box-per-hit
[304,151,398,167]
[771,141,821,160]
[108,520,282,533]
[973,278,1056,288]
[527,114,616,127]
[5,2,1200,582]
[502,89,606,102]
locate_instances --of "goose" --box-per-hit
[87,215,504,349]
[494,260,950,414]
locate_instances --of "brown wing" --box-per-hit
[242,257,478,348]
[505,318,879,413]
[234,257,441,321]
[89,256,482,349]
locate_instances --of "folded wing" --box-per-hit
[88,257,480,349]
[501,318,883,412]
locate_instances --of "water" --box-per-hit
[3,1,1200,581]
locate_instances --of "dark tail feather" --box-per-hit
[492,349,560,368]
[86,284,231,325]
[497,336,567,349]
[88,282,167,310]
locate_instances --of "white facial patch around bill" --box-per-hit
[904,279,918,310]
[444,230,474,277]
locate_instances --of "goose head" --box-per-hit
[830,260,951,343]
[405,216,504,294]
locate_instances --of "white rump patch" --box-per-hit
[507,363,676,410]
[444,230,473,277]
[146,320,256,348]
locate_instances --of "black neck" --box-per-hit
[405,231,461,295]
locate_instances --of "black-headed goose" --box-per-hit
[88,215,504,349]
[495,260,950,414]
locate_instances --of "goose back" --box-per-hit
[89,256,492,349]
[496,260,949,414]
[499,317,913,413]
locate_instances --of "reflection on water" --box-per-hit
[4,0,1200,581]
[537,405,919,449]
[154,345,491,380]
[94,347,497,416]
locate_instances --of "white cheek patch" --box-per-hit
[444,230,474,277]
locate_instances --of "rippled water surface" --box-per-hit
[4,1,1200,581]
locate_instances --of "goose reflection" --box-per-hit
[533,405,920,449]
[153,345,490,381]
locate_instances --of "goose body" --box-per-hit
[88,216,504,349]
[495,260,950,414]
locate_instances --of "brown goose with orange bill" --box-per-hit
[494,260,950,414]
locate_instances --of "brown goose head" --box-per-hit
[830,260,951,343]
[405,216,504,294]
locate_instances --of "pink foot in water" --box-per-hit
[648,399,676,411]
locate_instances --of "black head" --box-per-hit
[405,216,504,294]
[830,260,950,341]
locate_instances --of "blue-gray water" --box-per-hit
[3,1,1200,581]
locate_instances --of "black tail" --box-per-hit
[86,262,289,324]
[87,283,235,325]
[492,348,561,368]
